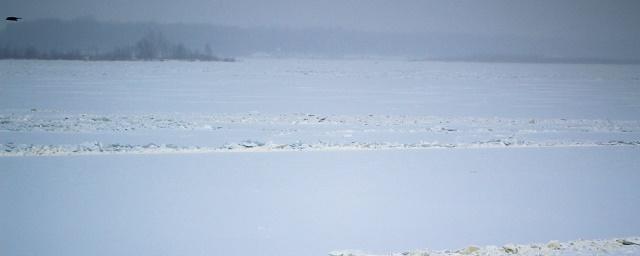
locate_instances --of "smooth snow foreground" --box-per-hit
[3,149,640,256]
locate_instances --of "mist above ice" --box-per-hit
[2,0,640,61]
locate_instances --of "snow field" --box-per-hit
[1,59,640,256]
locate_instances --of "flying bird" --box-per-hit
[6,17,22,21]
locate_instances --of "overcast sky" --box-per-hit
[4,0,640,38]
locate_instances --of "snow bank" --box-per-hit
[330,237,640,256]
[1,112,639,156]
[2,139,640,156]
[2,112,639,133]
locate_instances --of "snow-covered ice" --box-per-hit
[2,59,640,118]
[3,148,640,256]
[1,59,639,256]
[1,112,640,156]
[331,237,640,256]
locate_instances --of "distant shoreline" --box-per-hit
[3,57,640,66]
[412,57,640,65]
[0,57,236,62]
[3,18,638,64]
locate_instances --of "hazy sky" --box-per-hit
[4,0,640,38]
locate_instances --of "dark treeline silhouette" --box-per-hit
[100,32,233,61]
[0,29,234,61]
[1,17,639,63]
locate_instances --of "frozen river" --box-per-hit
[2,59,640,119]
[1,59,640,256]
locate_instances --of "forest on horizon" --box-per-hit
[1,17,639,63]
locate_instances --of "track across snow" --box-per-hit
[2,112,639,156]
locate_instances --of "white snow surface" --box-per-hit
[1,59,640,256]
[331,237,640,256]
[2,59,640,118]
[1,112,640,156]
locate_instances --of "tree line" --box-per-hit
[0,31,234,62]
